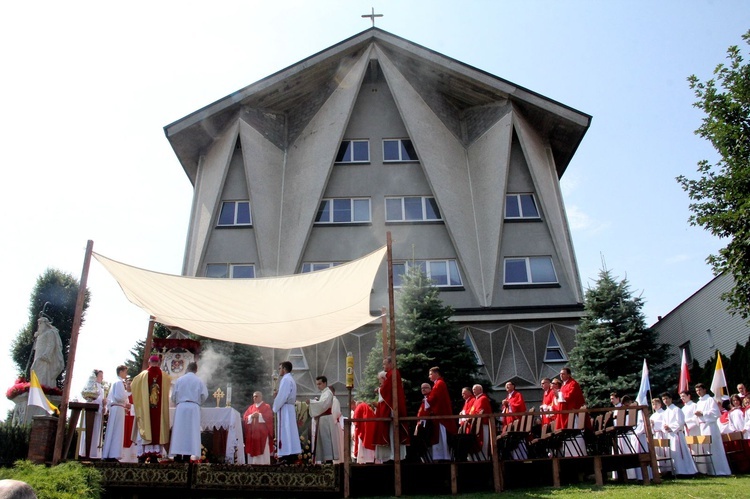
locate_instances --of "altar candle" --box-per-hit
[227,384,232,406]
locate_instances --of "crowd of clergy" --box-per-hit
[80,357,750,478]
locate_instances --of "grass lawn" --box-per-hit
[370,474,750,498]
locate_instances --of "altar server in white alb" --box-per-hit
[273,361,302,464]
[101,365,130,461]
[694,383,731,475]
[170,362,208,462]
[309,375,340,463]
[659,392,698,476]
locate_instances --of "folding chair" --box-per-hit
[652,438,674,475]
[605,407,637,454]
[686,435,715,475]
[553,409,587,457]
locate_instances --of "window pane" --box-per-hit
[530,257,556,283]
[352,141,369,161]
[393,263,406,287]
[206,264,228,278]
[401,140,417,160]
[236,202,251,224]
[425,198,441,220]
[383,140,399,161]
[315,200,331,222]
[546,349,565,361]
[313,263,330,271]
[429,261,448,286]
[520,194,539,217]
[302,263,312,273]
[336,141,352,162]
[232,265,255,278]
[218,202,235,225]
[414,260,427,274]
[332,199,351,222]
[385,198,403,221]
[505,196,520,218]
[448,260,462,286]
[403,197,423,220]
[352,199,370,222]
[505,259,528,283]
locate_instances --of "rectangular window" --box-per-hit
[383,139,418,162]
[205,263,255,278]
[335,140,369,163]
[393,259,462,287]
[504,256,558,284]
[385,197,441,222]
[301,262,342,273]
[315,198,371,223]
[505,194,540,219]
[218,201,252,226]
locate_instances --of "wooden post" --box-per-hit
[141,316,156,370]
[641,404,660,484]
[380,307,387,359]
[52,240,93,465]
[489,413,503,492]
[386,232,402,497]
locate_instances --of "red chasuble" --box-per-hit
[373,368,410,446]
[426,378,458,435]
[243,402,274,456]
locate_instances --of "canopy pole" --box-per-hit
[141,316,156,370]
[52,240,93,465]
[386,232,402,496]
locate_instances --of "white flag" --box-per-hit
[636,359,650,407]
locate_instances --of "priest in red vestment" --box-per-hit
[501,381,527,425]
[352,400,376,463]
[557,367,586,429]
[470,384,493,458]
[426,366,457,460]
[243,391,274,465]
[539,377,556,425]
[373,357,409,461]
[130,355,171,462]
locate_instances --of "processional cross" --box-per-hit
[361,7,383,27]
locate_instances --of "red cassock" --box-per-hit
[470,393,493,448]
[123,393,134,448]
[426,378,458,435]
[373,368,410,447]
[353,402,376,457]
[459,396,475,433]
[541,389,556,425]
[243,402,275,457]
[557,377,585,429]
[503,391,527,425]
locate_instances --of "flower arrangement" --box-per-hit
[190,445,208,463]
[296,435,313,465]
[5,376,62,400]
[138,451,162,464]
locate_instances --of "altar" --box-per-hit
[170,407,245,464]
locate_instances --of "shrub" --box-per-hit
[0,422,30,466]
[0,460,102,499]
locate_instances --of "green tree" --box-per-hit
[677,29,750,320]
[569,267,672,408]
[11,268,89,387]
[360,266,480,414]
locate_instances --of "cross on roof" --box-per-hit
[361,7,383,27]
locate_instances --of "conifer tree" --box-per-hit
[11,268,89,387]
[361,266,480,414]
[569,267,671,407]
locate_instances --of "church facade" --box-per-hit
[164,28,591,405]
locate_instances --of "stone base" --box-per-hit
[10,393,62,425]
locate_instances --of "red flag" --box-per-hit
[678,348,690,394]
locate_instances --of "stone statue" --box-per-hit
[30,317,64,388]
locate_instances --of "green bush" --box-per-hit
[0,422,30,466]
[0,460,102,499]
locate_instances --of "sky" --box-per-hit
[1,1,747,420]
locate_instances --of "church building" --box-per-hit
[164,28,591,405]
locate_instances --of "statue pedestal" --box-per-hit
[28,414,58,464]
[10,393,62,425]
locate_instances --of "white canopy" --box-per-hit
[93,246,387,348]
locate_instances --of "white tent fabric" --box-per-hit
[93,246,387,348]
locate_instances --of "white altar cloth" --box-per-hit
[170,407,245,464]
